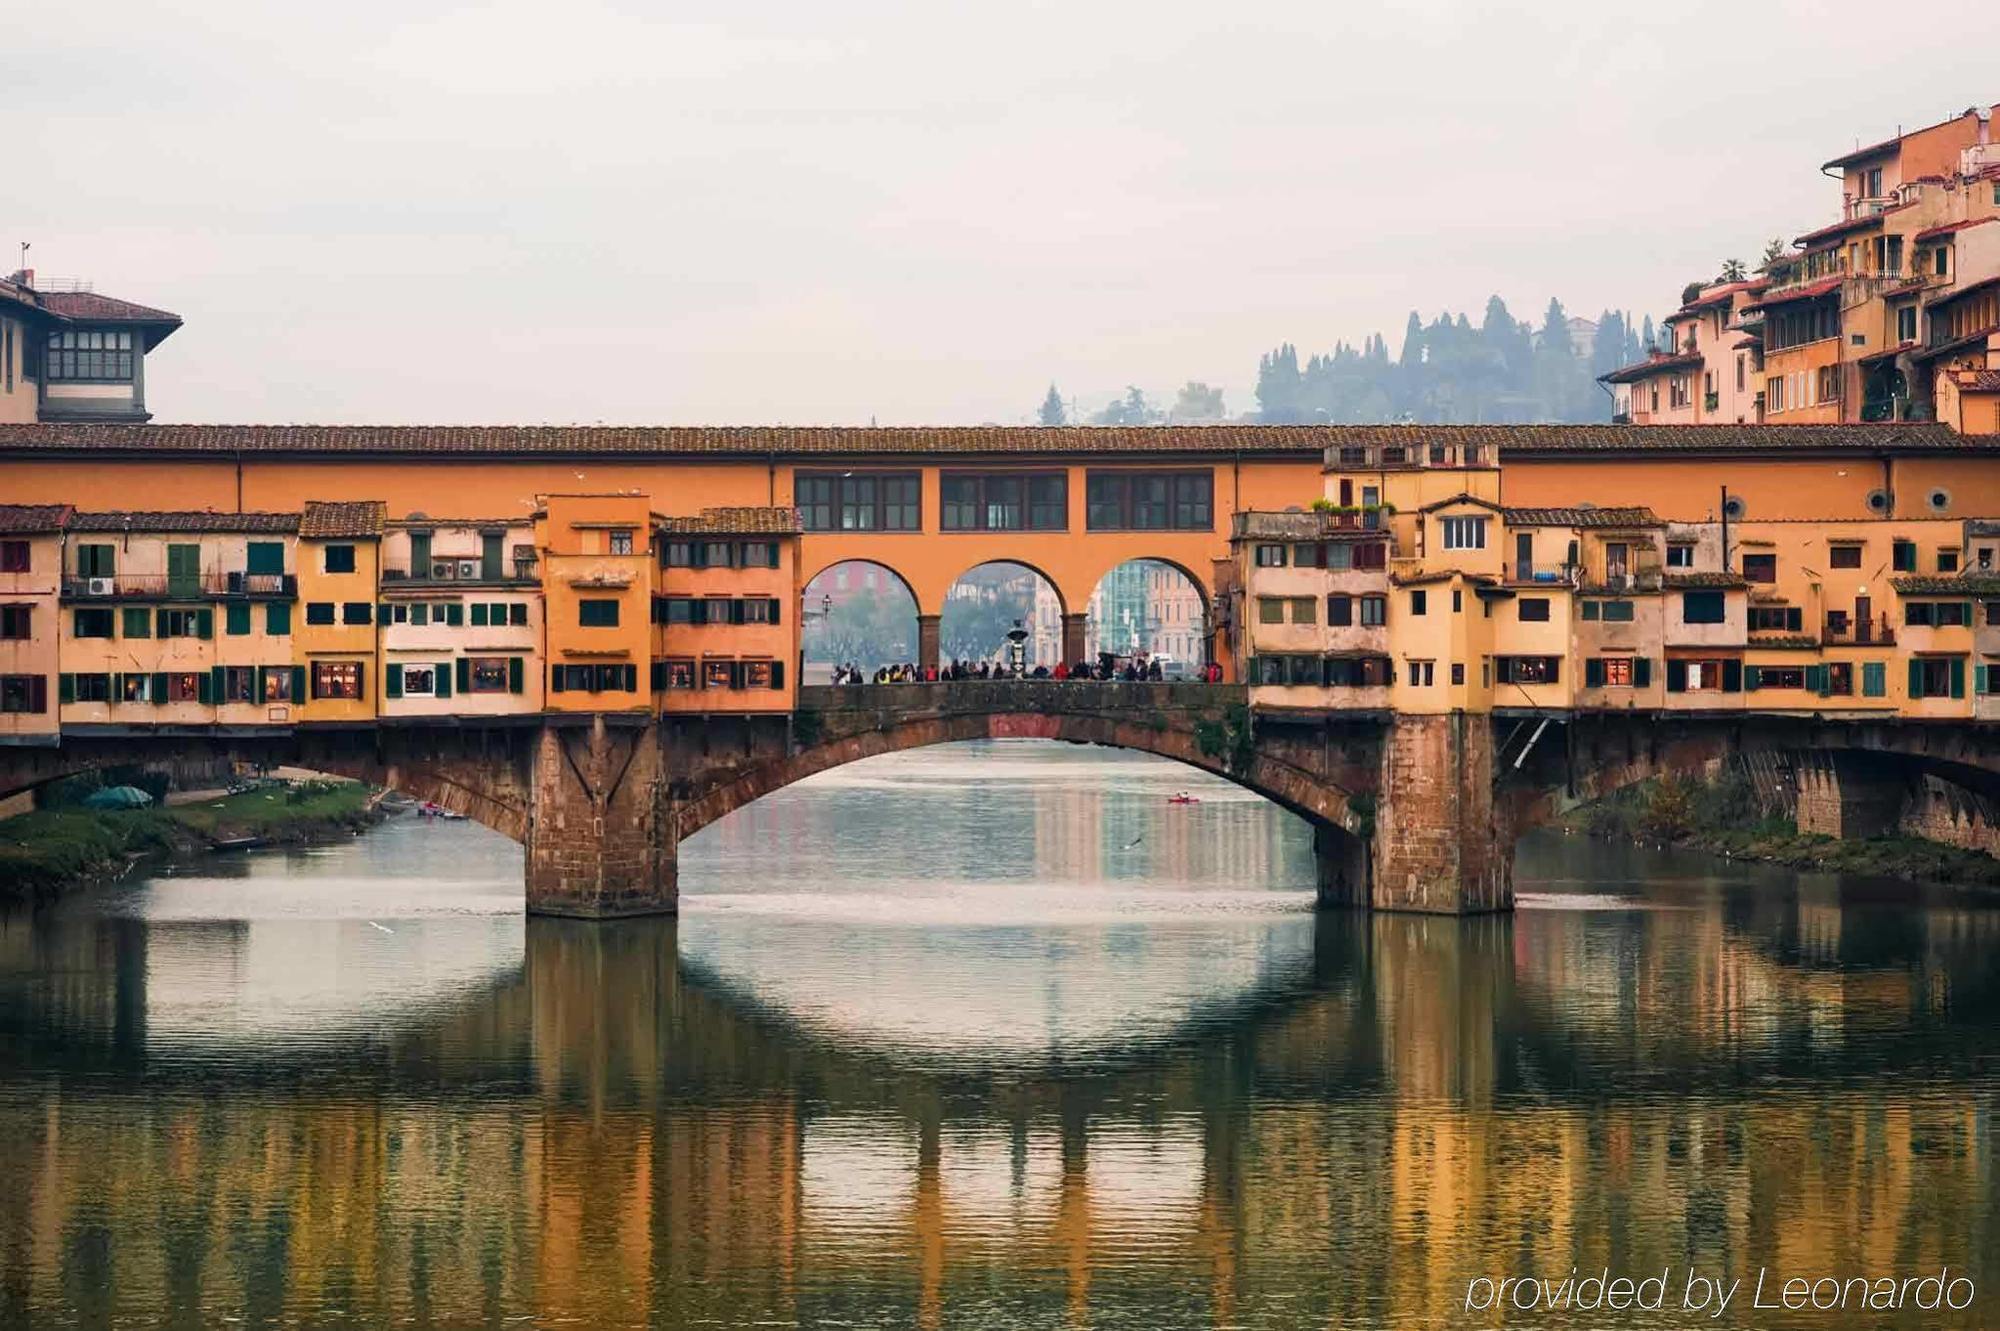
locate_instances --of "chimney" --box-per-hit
[4,269,29,288]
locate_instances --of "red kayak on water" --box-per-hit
[1167,792,1200,805]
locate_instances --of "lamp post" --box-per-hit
[1006,620,1029,676]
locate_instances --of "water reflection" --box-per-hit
[0,742,1995,1329]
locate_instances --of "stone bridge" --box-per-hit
[3,684,1997,917]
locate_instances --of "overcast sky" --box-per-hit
[7,1,1995,425]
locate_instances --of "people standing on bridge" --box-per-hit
[1052,661,1068,681]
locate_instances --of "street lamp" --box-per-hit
[1006,620,1029,676]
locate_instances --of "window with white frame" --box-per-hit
[1441,516,1488,551]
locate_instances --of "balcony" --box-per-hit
[1504,562,1578,586]
[62,571,297,600]
[1822,616,1895,647]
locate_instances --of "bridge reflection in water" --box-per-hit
[0,751,1997,1329]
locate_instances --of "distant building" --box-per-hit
[0,270,182,424]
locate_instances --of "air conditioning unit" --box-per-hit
[457,560,479,579]
[85,577,115,596]
[431,560,456,580]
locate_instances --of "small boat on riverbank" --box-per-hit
[1167,792,1200,805]
[419,802,467,821]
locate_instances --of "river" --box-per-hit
[0,739,1995,1329]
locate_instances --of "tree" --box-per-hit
[1037,384,1066,426]
[1757,236,1787,273]
[1170,381,1226,423]
[1091,386,1157,426]
[1255,344,1304,422]
[1719,258,1748,282]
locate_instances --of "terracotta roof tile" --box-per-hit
[1502,506,1662,529]
[1914,217,2000,243]
[36,290,182,325]
[1597,351,1702,384]
[299,499,386,538]
[1663,570,1748,589]
[0,421,1982,462]
[1955,370,2000,392]
[1739,276,1845,313]
[0,503,73,534]
[1890,575,2000,595]
[67,510,299,533]
[656,506,803,535]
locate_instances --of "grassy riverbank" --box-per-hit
[0,780,382,903]
[1574,772,2000,888]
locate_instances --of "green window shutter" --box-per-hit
[386,664,403,698]
[436,662,452,698]
[623,663,638,692]
[226,603,251,635]
[266,601,290,635]
[354,665,365,703]
[1977,664,1989,696]
[508,656,524,694]
[156,609,172,636]
[1786,607,1802,632]
[246,541,284,575]
[195,609,213,640]
[1580,601,1598,621]
[123,607,150,638]
[471,603,488,627]
[550,666,566,693]
[509,603,527,626]
[455,658,470,694]
[1863,662,1885,697]
[1722,660,1742,692]
[1634,657,1651,688]
[292,665,306,702]
[59,673,74,704]
[410,604,428,627]
[210,665,225,703]
[1665,659,1685,693]
[770,660,785,690]
[1950,657,1965,699]
[409,533,431,574]
[197,670,213,705]
[151,672,169,705]
[256,666,268,701]
[1584,658,1604,688]
[446,603,463,627]
[1964,601,1976,626]
[768,598,782,625]
[1744,666,1760,691]
[1909,659,1924,699]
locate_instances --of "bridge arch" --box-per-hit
[1081,557,1212,665]
[802,559,922,674]
[940,560,1067,668]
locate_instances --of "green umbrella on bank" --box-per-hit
[82,785,155,810]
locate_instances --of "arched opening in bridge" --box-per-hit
[940,561,1064,671]
[801,560,919,680]
[1086,560,1209,671]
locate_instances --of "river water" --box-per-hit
[0,740,1995,1329]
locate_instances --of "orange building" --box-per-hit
[296,501,385,724]
[537,495,651,714]
[653,508,801,714]
[0,504,69,740]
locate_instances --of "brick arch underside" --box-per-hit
[675,711,1364,843]
[1502,720,2000,833]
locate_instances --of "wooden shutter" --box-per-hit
[196,609,213,639]
[1744,666,1760,691]
[508,657,524,694]
[290,665,305,702]
[151,672,169,704]
[510,603,526,626]
[58,674,74,705]
[1633,657,1651,688]
[1950,657,1965,699]
[471,603,488,627]
[768,598,781,625]
[622,663,637,692]
[209,666,224,703]
[1908,659,1924,699]
[446,603,463,626]
[1722,660,1742,692]
[28,675,46,712]
[550,665,566,693]
[1665,659,1686,693]
[1584,658,1604,688]
[386,664,403,698]
[770,660,784,690]
[455,658,470,695]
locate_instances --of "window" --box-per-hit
[1666,543,1694,568]
[1518,597,1550,623]
[262,667,296,703]
[323,545,357,574]
[1892,540,1916,571]
[73,608,115,638]
[225,603,251,636]
[1441,515,1488,550]
[400,665,438,697]
[1450,662,1464,685]
[1326,595,1352,626]
[1084,472,1212,531]
[305,602,335,625]
[940,473,1066,531]
[266,602,291,635]
[1898,304,1918,342]
[739,541,780,569]
[1353,542,1386,570]
[75,543,115,578]
[578,599,620,627]
[69,673,113,702]
[0,606,28,639]
[1815,365,1840,406]
[796,471,921,531]
[341,602,371,626]
[122,607,151,638]
[222,666,256,703]
[0,675,47,713]
[1289,598,1316,625]
[1255,544,1287,568]
[1824,662,1854,696]
[743,660,779,690]
[1750,606,1805,632]
[157,608,210,638]
[1938,549,1959,573]
[120,674,152,703]
[1828,544,1862,569]
[1494,656,1560,685]
[1682,591,1726,624]
[0,540,28,572]
[609,530,634,555]
[1258,598,1285,625]
[1766,375,1786,413]
[44,328,135,381]
[663,659,696,689]
[1903,601,1969,628]
[468,657,512,693]
[703,659,735,689]
[312,662,364,700]
[1359,595,1387,626]
[1742,553,1776,583]
[1410,589,1427,616]
[1406,660,1434,687]
[1908,658,1963,700]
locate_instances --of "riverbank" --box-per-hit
[1572,773,2000,889]
[0,781,385,903]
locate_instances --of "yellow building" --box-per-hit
[0,504,69,740]
[296,501,386,725]
[378,516,542,720]
[654,508,802,714]
[537,495,651,714]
